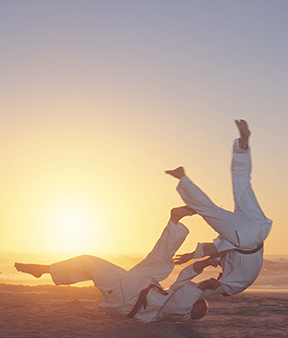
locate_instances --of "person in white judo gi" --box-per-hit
[166,120,272,299]
[15,206,221,323]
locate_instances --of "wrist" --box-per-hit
[198,281,207,291]
[193,261,205,273]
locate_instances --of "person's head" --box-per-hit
[190,299,208,320]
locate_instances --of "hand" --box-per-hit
[207,255,218,267]
[198,278,221,291]
[217,272,223,280]
[173,252,194,265]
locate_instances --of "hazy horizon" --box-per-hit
[1,1,288,255]
[1,252,288,290]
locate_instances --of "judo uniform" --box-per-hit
[50,221,204,323]
[172,139,272,298]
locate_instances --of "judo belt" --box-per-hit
[215,242,264,261]
[126,284,168,319]
[235,242,263,254]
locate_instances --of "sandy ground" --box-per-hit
[0,284,287,338]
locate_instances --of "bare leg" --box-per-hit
[235,119,250,150]
[170,206,196,224]
[14,262,50,278]
[233,120,268,224]
[128,208,190,279]
[165,166,185,180]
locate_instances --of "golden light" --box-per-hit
[54,207,89,243]
[42,197,105,254]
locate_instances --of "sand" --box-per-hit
[0,284,287,338]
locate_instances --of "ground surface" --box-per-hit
[0,284,287,338]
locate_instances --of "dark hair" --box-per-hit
[190,299,208,320]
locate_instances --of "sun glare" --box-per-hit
[43,198,103,254]
[55,208,89,243]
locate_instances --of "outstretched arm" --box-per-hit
[174,252,194,265]
[169,256,219,292]
[174,242,217,265]
[198,278,221,291]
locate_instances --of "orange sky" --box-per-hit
[1,1,288,256]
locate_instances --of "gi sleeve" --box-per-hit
[169,263,202,292]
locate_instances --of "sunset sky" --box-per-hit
[1,0,288,257]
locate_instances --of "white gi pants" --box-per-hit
[177,139,271,250]
[50,221,189,314]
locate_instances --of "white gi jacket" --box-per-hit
[173,139,272,297]
[132,279,203,323]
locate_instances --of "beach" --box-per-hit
[1,254,288,337]
[0,284,287,338]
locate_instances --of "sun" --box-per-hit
[55,208,89,244]
[43,198,103,254]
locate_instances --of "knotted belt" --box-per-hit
[216,242,264,297]
[235,242,263,254]
[126,284,169,319]
[214,242,264,262]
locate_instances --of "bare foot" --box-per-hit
[14,263,50,278]
[170,206,196,224]
[165,167,185,179]
[235,119,251,150]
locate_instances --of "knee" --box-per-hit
[75,255,95,266]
